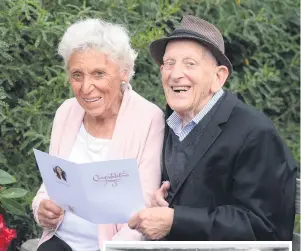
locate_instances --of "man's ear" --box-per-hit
[211,65,229,92]
[160,65,164,75]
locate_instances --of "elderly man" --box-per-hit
[128,15,297,241]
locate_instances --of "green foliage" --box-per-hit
[0,169,28,216]
[0,0,299,248]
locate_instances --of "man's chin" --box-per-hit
[168,103,189,114]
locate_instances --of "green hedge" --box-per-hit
[0,0,299,249]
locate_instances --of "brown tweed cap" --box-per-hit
[149,15,233,75]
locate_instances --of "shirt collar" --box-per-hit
[192,88,224,124]
[166,89,224,130]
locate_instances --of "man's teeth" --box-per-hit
[84,97,101,102]
[172,86,190,92]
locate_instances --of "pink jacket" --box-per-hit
[32,85,165,248]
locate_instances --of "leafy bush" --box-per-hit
[0,0,299,248]
[0,169,28,216]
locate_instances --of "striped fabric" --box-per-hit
[179,15,225,53]
[167,89,224,141]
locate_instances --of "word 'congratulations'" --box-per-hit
[93,171,129,187]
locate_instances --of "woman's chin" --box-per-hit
[84,107,107,118]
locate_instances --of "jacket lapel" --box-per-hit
[169,120,221,203]
[106,84,132,160]
[58,99,85,159]
[162,105,174,182]
[167,91,238,203]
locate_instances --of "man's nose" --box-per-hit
[170,62,184,81]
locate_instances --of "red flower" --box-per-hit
[0,214,16,251]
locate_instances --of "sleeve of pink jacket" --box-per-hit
[112,106,165,240]
[31,100,70,227]
[32,183,50,226]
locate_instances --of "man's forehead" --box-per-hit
[163,39,207,58]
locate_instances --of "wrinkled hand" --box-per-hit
[38,199,64,229]
[150,181,170,207]
[128,207,174,240]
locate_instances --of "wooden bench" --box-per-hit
[21,178,300,251]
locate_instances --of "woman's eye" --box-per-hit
[94,71,104,77]
[72,73,81,79]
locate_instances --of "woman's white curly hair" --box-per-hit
[58,18,138,81]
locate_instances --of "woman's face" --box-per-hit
[68,48,127,119]
[57,167,62,176]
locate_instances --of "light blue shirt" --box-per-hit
[166,89,224,141]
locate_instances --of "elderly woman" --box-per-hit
[32,18,164,251]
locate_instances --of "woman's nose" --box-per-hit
[81,75,94,94]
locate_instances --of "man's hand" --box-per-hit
[150,181,170,207]
[128,207,174,240]
[38,199,64,229]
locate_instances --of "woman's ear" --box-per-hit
[120,69,129,83]
[211,65,229,92]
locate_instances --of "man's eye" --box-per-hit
[185,61,196,66]
[164,61,174,66]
